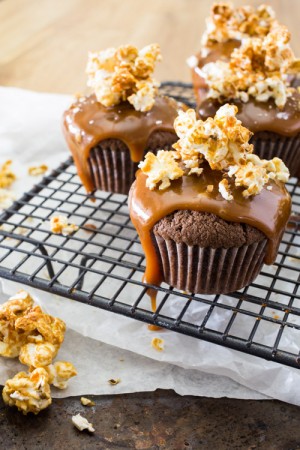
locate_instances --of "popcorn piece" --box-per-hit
[2,368,51,415]
[139,151,183,190]
[50,215,79,236]
[141,105,289,199]
[86,44,161,111]
[72,414,95,432]
[201,24,299,108]
[0,290,34,358]
[0,160,16,189]
[81,397,95,406]
[108,378,121,385]
[201,3,277,46]
[19,342,58,368]
[28,164,48,176]
[151,337,164,352]
[0,188,15,210]
[46,361,77,389]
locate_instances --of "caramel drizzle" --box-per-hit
[63,95,181,193]
[129,167,291,289]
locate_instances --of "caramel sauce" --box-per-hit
[62,95,181,193]
[129,166,291,289]
[198,93,300,137]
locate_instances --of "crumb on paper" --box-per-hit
[2,368,52,415]
[72,414,95,432]
[0,160,16,189]
[84,223,98,232]
[108,378,121,385]
[81,397,95,406]
[0,188,15,210]
[28,164,48,176]
[86,43,161,112]
[50,215,79,236]
[151,337,164,352]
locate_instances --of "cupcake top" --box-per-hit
[86,44,161,112]
[201,2,277,47]
[200,24,300,108]
[139,104,289,199]
[129,105,291,282]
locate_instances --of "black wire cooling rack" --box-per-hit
[0,82,300,369]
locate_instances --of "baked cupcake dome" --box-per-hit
[129,105,291,295]
[197,25,300,177]
[63,44,186,195]
[188,3,278,105]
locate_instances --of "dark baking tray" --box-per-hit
[0,82,300,368]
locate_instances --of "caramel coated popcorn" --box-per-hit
[50,215,79,236]
[140,105,289,199]
[2,368,52,415]
[28,164,48,176]
[46,361,77,389]
[202,2,277,46]
[0,160,16,189]
[86,44,161,111]
[201,25,299,107]
[139,150,184,190]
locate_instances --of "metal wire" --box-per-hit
[0,83,300,368]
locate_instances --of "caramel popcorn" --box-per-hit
[28,164,48,176]
[151,337,164,352]
[201,24,299,108]
[2,368,51,415]
[81,397,95,406]
[201,2,277,46]
[72,414,95,432]
[46,361,77,389]
[19,342,58,368]
[0,290,34,358]
[0,160,16,189]
[0,188,15,210]
[50,215,79,236]
[140,105,289,200]
[86,44,161,111]
[139,150,184,190]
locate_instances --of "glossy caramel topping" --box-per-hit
[129,166,291,287]
[63,95,181,193]
[198,91,300,137]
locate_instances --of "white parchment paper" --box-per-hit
[0,86,299,404]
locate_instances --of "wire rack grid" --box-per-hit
[0,82,300,369]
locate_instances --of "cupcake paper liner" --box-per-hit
[153,234,267,295]
[251,132,300,178]
[89,145,137,195]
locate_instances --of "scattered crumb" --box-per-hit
[108,378,121,386]
[28,164,48,176]
[81,397,95,407]
[50,215,79,236]
[0,160,16,188]
[72,414,95,432]
[151,337,164,352]
[84,223,98,232]
[0,188,15,210]
[15,227,28,236]
[273,314,280,320]
[288,256,300,263]
[119,359,124,362]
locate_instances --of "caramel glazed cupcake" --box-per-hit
[187,2,280,104]
[63,44,186,195]
[195,23,300,177]
[129,105,291,295]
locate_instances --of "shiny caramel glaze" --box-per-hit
[198,92,300,137]
[129,166,291,288]
[191,40,240,101]
[63,95,182,193]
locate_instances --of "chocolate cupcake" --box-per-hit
[197,25,300,177]
[63,44,185,195]
[188,3,277,105]
[129,105,291,295]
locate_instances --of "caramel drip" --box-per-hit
[198,94,300,137]
[129,167,291,288]
[63,95,181,193]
